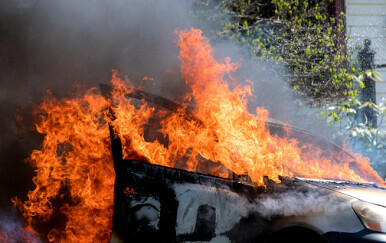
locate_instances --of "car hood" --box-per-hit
[338,188,386,207]
[295,177,386,207]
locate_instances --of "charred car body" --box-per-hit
[100,85,386,243]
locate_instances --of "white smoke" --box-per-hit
[255,190,346,219]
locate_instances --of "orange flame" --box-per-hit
[13,90,114,242]
[111,28,384,185]
[13,28,384,242]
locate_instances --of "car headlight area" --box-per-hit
[352,201,386,233]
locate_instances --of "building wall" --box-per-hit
[345,0,386,127]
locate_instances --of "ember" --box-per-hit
[12,28,384,242]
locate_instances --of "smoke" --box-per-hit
[0,210,41,242]
[208,42,340,142]
[255,190,345,219]
[0,0,196,100]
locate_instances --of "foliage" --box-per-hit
[192,0,356,104]
[321,70,386,176]
[191,0,386,176]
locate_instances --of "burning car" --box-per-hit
[12,28,386,242]
[101,85,386,243]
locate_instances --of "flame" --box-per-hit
[111,28,385,186]
[13,28,384,242]
[13,90,114,242]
